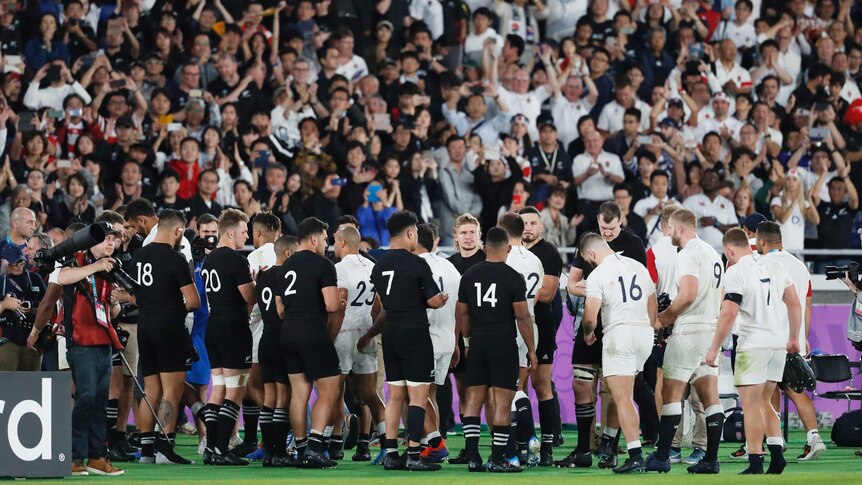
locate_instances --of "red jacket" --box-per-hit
[169,159,202,200]
[65,252,123,350]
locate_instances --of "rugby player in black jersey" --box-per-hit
[126,210,201,465]
[274,217,344,468]
[201,209,256,466]
[458,227,536,473]
[445,214,485,465]
[363,210,447,471]
[254,235,297,466]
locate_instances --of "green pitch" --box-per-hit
[26,430,861,484]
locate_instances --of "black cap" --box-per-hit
[95,221,122,237]
[743,212,767,232]
[537,113,556,131]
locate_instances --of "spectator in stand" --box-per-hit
[733,185,754,226]
[357,180,398,246]
[633,170,675,247]
[188,169,223,223]
[613,183,647,243]
[812,169,859,271]
[572,130,625,233]
[48,172,95,228]
[683,169,739,250]
[770,169,820,251]
[540,184,580,249]
[437,136,482,245]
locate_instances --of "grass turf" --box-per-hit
[28,430,860,484]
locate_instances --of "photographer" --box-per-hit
[57,220,125,476]
[96,211,139,463]
[836,260,862,350]
[0,244,47,371]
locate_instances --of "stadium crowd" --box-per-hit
[0,0,861,478]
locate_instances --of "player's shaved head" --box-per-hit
[670,208,697,229]
[578,232,606,255]
[497,212,525,239]
[756,221,782,245]
[157,209,186,230]
[484,227,510,260]
[336,225,361,249]
[723,227,750,248]
[274,235,298,260]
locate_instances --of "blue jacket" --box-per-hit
[357,205,396,247]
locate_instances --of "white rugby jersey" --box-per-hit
[763,250,811,348]
[724,254,794,351]
[247,243,277,325]
[675,237,724,330]
[420,252,461,354]
[648,235,679,299]
[586,253,655,332]
[506,245,545,318]
[335,254,376,332]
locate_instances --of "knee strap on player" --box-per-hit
[572,366,597,382]
[211,374,226,386]
[225,373,250,389]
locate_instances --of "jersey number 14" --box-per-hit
[474,282,498,307]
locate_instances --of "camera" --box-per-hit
[115,324,130,348]
[191,234,217,263]
[34,223,106,271]
[825,261,860,286]
[107,264,138,295]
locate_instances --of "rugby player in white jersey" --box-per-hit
[706,228,802,475]
[647,209,725,474]
[497,212,545,466]
[579,233,657,474]
[333,226,386,462]
[756,221,826,460]
[415,223,461,463]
